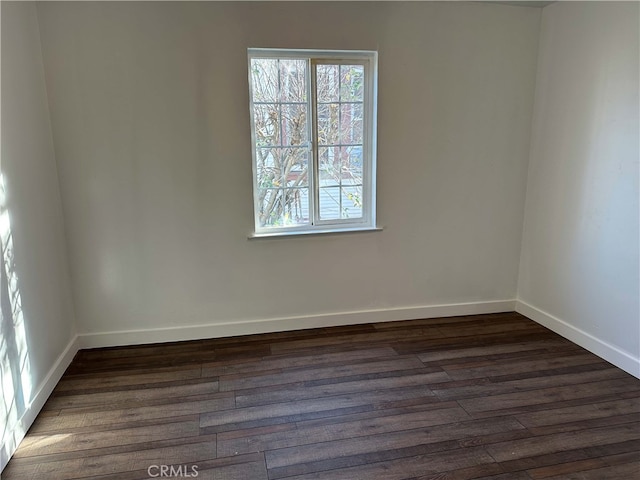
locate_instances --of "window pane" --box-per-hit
[254,103,280,146]
[318,147,340,187]
[256,148,284,189]
[281,104,308,146]
[282,188,309,225]
[341,146,363,185]
[283,147,308,188]
[340,103,363,145]
[340,65,364,102]
[342,186,363,219]
[251,59,279,103]
[259,188,282,227]
[316,65,339,102]
[259,188,310,227]
[319,186,341,220]
[279,59,307,102]
[317,103,339,146]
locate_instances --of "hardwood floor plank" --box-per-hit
[215,400,459,445]
[200,404,376,435]
[417,338,573,363]
[496,439,640,474]
[44,378,220,410]
[12,433,218,468]
[537,461,640,480]
[486,422,640,463]
[56,366,203,391]
[268,329,438,353]
[13,419,201,458]
[201,386,434,428]
[457,378,640,416]
[265,417,524,470]
[269,446,497,480]
[393,331,559,355]
[434,321,550,340]
[293,399,460,429]
[202,347,398,377]
[515,398,640,428]
[432,367,628,401]
[72,342,209,362]
[443,353,603,381]
[423,347,583,372]
[414,463,505,480]
[218,356,428,391]
[217,405,470,457]
[527,412,640,436]
[67,351,219,375]
[472,473,533,480]
[527,456,613,478]
[31,394,234,434]
[235,370,450,408]
[2,440,216,480]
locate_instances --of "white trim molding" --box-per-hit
[0,335,80,472]
[78,300,517,349]
[516,300,640,379]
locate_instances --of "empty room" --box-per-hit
[1,0,639,479]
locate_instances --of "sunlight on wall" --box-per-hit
[0,173,33,468]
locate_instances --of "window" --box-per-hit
[248,49,378,236]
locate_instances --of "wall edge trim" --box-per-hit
[1,334,79,472]
[516,299,640,378]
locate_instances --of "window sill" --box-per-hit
[249,226,383,239]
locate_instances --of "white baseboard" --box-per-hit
[0,335,79,473]
[78,300,517,349]
[516,300,640,379]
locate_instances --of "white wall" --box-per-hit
[517,1,640,376]
[35,1,540,345]
[1,1,77,470]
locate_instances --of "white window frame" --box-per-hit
[248,48,378,237]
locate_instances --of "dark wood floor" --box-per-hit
[3,312,640,479]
